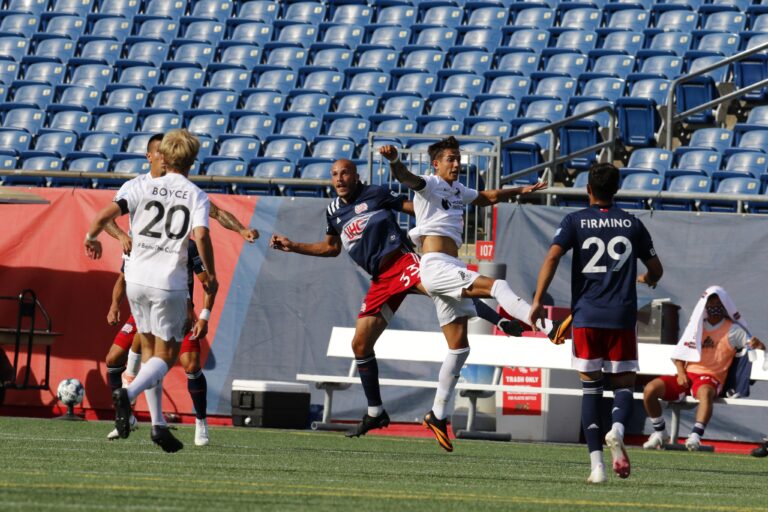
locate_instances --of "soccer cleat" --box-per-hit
[423,410,453,452]
[151,425,184,453]
[750,441,768,458]
[685,433,702,451]
[112,388,132,439]
[642,431,670,450]
[605,429,631,479]
[587,463,607,484]
[194,418,210,446]
[548,315,572,345]
[497,319,524,337]
[345,410,390,438]
[107,414,138,440]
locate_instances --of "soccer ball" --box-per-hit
[57,378,84,407]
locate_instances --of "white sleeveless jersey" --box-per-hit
[116,172,210,291]
[409,174,478,249]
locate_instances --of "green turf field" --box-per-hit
[0,417,766,511]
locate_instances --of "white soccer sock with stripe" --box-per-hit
[125,357,169,402]
[126,349,141,376]
[144,381,167,427]
[491,280,553,333]
[432,347,470,420]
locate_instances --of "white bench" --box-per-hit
[297,327,768,442]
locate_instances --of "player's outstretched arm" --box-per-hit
[107,272,126,325]
[85,202,123,260]
[104,220,132,255]
[529,244,565,332]
[379,145,425,190]
[472,181,548,207]
[270,234,342,257]
[193,226,218,297]
[210,201,259,242]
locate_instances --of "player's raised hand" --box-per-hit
[84,238,102,259]
[270,234,293,252]
[107,305,120,325]
[378,145,399,162]
[240,227,260,243]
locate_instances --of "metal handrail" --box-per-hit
[498,104,616,204]
[665,40,768,149]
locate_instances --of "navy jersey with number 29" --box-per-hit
[552,204,656,329]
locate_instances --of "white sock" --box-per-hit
[611,422,625,439]
[126,349,141,376]
[144,382,166,427]
[590,450,604,470]
[125,357,169,402]
[432,347,470,420]
[368,405,384,417]
[490,280,553,332]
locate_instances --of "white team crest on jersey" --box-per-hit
[354,202,368,214]
[121,322,134,334]
[342,212,374,244]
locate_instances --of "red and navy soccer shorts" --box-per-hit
[659,372,722,401]
[112,315,138,351]
[359,252,421,321]
[180,331,201,355]
[571,327,639,373]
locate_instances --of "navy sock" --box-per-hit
[693,421,706,437]
[355,354,382,407]
[472,299,502,325]
[612,387,633,428]
[651,417,666,432]
[186,370,207,420]
[107,365,125,393]
[581,378,604,453]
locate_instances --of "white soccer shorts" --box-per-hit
[420,252,478,326]
[126,282,188,342]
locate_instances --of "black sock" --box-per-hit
[107,365,125,393]
[355,354,382,408]
[186,370,207,420]
[581,378,604,453]
[693,421,706,437]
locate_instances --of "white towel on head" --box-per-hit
[670,286,748,362]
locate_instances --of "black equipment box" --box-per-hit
[231,380,310,429]
[637,299,680,345]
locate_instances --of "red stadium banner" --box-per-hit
[0,188,256,419]
[501,367,542,416]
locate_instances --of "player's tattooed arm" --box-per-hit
[104,220,132,255]
[473,181,548,207]
[270,234,342,257]
[378,145,426,190]
[209,201,259,242]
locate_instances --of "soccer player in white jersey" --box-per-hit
[85,129,216,452]
[380,137,562,452]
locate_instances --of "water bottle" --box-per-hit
[748,346,758,363]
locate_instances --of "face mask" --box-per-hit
[706,305,726,318]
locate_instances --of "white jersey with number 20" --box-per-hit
[117,172,210,291]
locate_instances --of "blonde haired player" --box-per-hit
[85,129,216,452]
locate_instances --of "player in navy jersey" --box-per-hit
[529,163,663,483]
[270,159,519,437]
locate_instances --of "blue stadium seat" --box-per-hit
[721,153,768,183]
[581,57,634,90]
[309,137,355,160]
[559,110,603,172]
[480,75,531,102]
[170,42,215,67]
[345,70,390,96]
[216,136,261,161]
[522,99,566,123]
[86,16,133,43]
[230,113,275,139]
[201,158,246,194]
[240,90,283,117]
[281,2,326,26]
[453,28,502,54]
[121,42,169,68]
[466,6,508,30]
[691,33,740,62]
[622,148,673,179]
[640,32,693,60]
[53,85,100,112]
[142,0,187,20]
[21,61,65,85]
[728,130,768,155]
[417,6,464,30]
[14,155,63,187]
[301,70,344,95]
[93,112,137,138]
[408,26,457,52]
[268,23,318,50]
[207,67,252,92]
[421,119,462,137]
[441,50,493,77]
[76,131,123,158]
[218,44,261,69]
[659,175,712,211]
[32,131,77,156]
[237,1,279,24]
[0,128,31,154]
[616,79,671,147]
[699,177,760,213]
[469,119,511,139]
[149,89,193,114]
[29,37,75,63]
[281,92,331,119]
[375,5,417,27]
[327,117,370,144]
[290,160,332,197]
[313,24,364,51]
[188,0,235,23]
[98,0,142,17]
[534,53,588,81]
[50,0,94,17]
[437,73,484,99]
[371,95,425,123]
[667,150,721,184]
[570,98,613,128]
[0,13,40,39]
[12,83,53,109]
[275,115,322,141]
[545,30,598,57]
[194,90,238,116]
[490,53,540,81]
[305,48,353,74]
[141,112,182,133]
[674,55,728,125]
[512,7,555,30]
[179,20,225,45]
[260,47,309,71]
[329,93,378,120]
[97,87,147,114]
[9,0,49,16]
[261,137,307,162]
[116,65,161,91]
[419,96,472,125]
[111,155,150,175]
[629,55,683,83]
[374,118,417,139]
[253,69,297,93]
[56,155,107,187]
[605,9,650,33]
[354,49,399,74]
[615,173,663,210]
[0,36,29,62]
[123,132,153,154]
[594,31,645,59]
[135,19,181,43]
[363,26,411,52]
[41,14,87,40]
[2,107,45,132]
[698,11,745,37]
[653,10,698,34]
[472,97,518,125]
[505,28,549,54]
[523,76,577,107]
[685,127,733,152]
[69,63,113,89]
[560,8,602,33]
[732,34,768,103]
[396,49,445,76]
[74,40,122,66]
[46,110,91,135]
[228,22,273,46]
[331,4,373,26]
[243,160,295,195]
[392,72,437,97]
[161,65,206,90]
